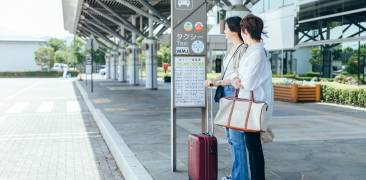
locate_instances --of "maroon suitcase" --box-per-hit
[188,133,218,180]
[188,88,218,180]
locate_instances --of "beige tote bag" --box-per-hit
[214,91,268,132]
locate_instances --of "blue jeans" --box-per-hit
[223,86,249,180]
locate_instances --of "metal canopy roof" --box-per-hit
[62,0,171,49]
[298,0,366,22]
[62,0,260,50]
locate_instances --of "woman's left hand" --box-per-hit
[232,78,242,89]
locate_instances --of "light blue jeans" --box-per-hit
[223,86,249,180]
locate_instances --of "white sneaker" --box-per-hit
[221,176,232,180]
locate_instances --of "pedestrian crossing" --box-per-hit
[66,101,81,112]
[37,101,54,113]
[0,100,83,114]
[5,102,29,114]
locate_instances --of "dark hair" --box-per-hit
[240,15,264,41]
[225,16,244,42]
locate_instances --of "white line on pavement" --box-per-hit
[37,101,54,113]
[316,102,366,112]
[5,102,29,114]
[5,81,40,100]
[0,135,102,141]
[0,115,7,122]
[0,132,99,138]
[67,101,81,112]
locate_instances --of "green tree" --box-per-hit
[157,43,171,66]
[309,47,321,72]
[71,36,86,64]
[345,44,366,74]
[47,38,66,52]
[66,47,78,66]
[345,55,358,74]
[34,47,55,70]
[55,50,68,64]
[332,46,343,61]
[93,49,106,65]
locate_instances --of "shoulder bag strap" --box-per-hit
[221,43,244,80]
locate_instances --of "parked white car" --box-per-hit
[52,63,68,72]
[99,68,106,75]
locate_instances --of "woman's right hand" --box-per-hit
[204,80,213,87]
[232,78,242,89]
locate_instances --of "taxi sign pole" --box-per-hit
[171,0,207,172]
[85,57,88,87]
[91,38,94,93]
[171,0,176,171]
[87,35,99,93]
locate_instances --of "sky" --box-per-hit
[0,0,72,39]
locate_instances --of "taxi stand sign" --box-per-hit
[171,0,207,172]
[172,0,207,107]
[86,35,99,93]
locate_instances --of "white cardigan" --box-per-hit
[218,44,247,81]
[235,43,273,122]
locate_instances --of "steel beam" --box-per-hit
[79,24,119,48]
[92,0,148,38]
[83,14,132,44]
[80,30,111,50]
[114,0,169,27]
[135,0,168,22]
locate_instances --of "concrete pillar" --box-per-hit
[118,27,127,82]
[111,51,118,80]
[118,47,127,82]
[145,10,158,89]
[226,0,250,18]
[226,0,250,49]
[129,15,139,85]
[105,52,111,79]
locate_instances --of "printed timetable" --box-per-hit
[174,56,205,107]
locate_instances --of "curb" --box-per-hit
[315,102,366,112]
[75,80,154,180]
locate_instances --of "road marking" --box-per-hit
[5,81,40,100]
[0,132,99,138]
[37,101,54,113]
[67,101,81,112]
[0,115,7,122]
[93,98,111,104]
[5,102,29,114]
[0,135,102,141]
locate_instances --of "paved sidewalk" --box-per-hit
[0,78,123,180]
[78,79,366,180]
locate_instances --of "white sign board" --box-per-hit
[174,56,205,107]
[86,35,99,50]
[86,65,92,74]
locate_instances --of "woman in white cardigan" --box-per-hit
[205,16,249,180]
[232,15,274,180]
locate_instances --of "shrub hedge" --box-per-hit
[272,73,334,82]
[0,71,79,78]
[321,82,366,108]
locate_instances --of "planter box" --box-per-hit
[274,84,321,102]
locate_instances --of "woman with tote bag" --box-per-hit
[231,15,274,180]
[204,16,249,180]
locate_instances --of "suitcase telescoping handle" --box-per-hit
[205,87,215,136]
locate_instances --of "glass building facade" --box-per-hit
[251,0,366,81]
